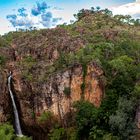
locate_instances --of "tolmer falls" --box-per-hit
[8,72,23,137]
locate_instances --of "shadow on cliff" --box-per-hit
[10,78,50,140]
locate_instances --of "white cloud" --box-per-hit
[111,0,140,18]
[52,9,75,24]
[0,18,15,35]
[6,2,62,32]
[3,1,140,35]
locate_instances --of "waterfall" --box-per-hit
[8,72,23,137]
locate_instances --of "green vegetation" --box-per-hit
[1,7,140,140]
[0,36,9,48]
[38,111,53,123]
[64,87,71,97]
[20,55,36,81]
[0,123,15,140]
[21,56,36,69]
[0,123,31,140]
[109,98,136,139]
[0,55,6,66]
[49,127,65,140]
[81,63,87,98]
[46,8,140,140]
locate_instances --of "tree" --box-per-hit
[73,101,98,139]
[49,127,66,140]
[102,9,113,17]
[109,98,136,139]
[73,9,86,20]
[134,19,140,26]
[96,6,101,11]
[0,123,31,140]
[109,55,134,74]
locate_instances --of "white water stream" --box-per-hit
[8,72,23,137]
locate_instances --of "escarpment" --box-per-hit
[0,26,105,139]
[12,61,104,120]
[1,9,140,139]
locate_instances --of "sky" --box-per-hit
[0,0,139,35]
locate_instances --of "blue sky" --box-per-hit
[0,0,138,35]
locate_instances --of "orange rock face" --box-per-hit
[10,62,104,126]
[0,28,105,139]
[84,63,104,107]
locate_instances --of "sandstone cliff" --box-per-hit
[1,9,140,140]
[0,26,105,139]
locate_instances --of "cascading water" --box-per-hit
[8,72,23,137]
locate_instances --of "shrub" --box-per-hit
[0,37,9,47]
[80,83,85,93]
[15,136,32,140]
[0,123,15,140]
[73,101,98,139]
[23,73,33,81]
[109,98,136,139]
[38,111,53,123]
[0,55,5,66]
[0,123,31,140]
[49,127,66,140]
[22,56,36,67]
[64,87,71,97]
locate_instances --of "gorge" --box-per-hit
[0,8,140,140]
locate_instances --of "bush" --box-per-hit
[0,123,31,140]
[38,111,53,123]
[73,101,98,139]
[64,87,71,97]
[15,136,32,140]
[109,98,136,139]
[22,56,36,69]
[49,127,66,140]
[0,37,9,47]
[0,123,15,140]
[0,55,6,66]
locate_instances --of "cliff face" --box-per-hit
[1,10,140,139]
[12,61,104,123]
[0,27,105,138]
[0,71,10,122]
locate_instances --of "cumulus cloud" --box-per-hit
[111,0,140,18]
[7,15,17,20]
[41,12,52,27]
[18,8,28,17]
[41,12,52,21]
[6,1,62,30]
[6,8,33,28]
[31,1,50,16]
[40,12,62,27]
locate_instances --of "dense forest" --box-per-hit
[0,7,140,140]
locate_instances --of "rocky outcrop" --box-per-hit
[0,71,11,123]
[0,59,104,139]
[12,62,104,125]
[0,27,105,139]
